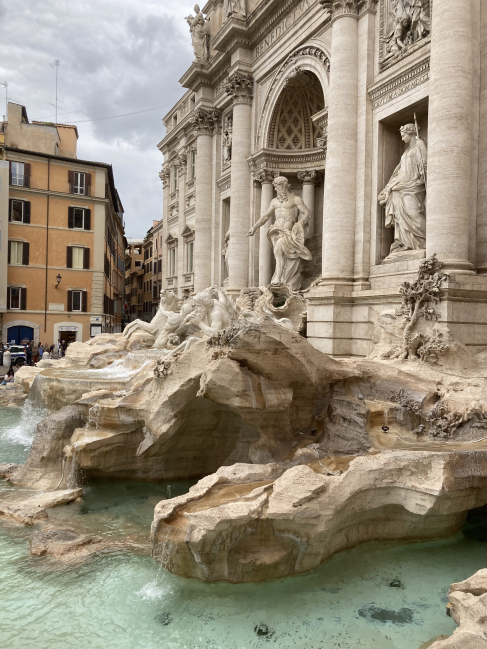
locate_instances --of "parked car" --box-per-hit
[9,345,26,367]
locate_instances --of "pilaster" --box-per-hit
[298,171,322,239]
[225,73,254,293]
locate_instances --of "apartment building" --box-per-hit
[124,238,144,322]
[0,102,125,345]
[151,218,163,313]
[142,232,153,322]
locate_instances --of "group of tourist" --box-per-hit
[0,340,70,385]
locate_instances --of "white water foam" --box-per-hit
[1,399,47,448]
[136,578,173,601]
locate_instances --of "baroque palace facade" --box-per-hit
[159,0,487,357]
[0,102,126,345]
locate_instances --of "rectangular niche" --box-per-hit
[376,98,429,264]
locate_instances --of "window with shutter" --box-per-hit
[11,162,25,186]
[9,241,24,265]
[67,290,73,312]
[23,163,31,188]
[9,287,20,309]
[22,242,30,266]
[68,170,74,193]
[72,291,82,311]
[21,288,27,310]
[73,172,85,195]
[72,247,85,269]
[67,246,73,269]
[83,247,90,270]
[23,201,31,224]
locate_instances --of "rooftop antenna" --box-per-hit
[0,81,7,120]
[54,60,60,123]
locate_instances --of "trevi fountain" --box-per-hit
[2,0,487,647]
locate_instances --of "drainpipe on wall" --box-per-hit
[44,158,50,335]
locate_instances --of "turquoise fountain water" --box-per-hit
[0,404,486,649]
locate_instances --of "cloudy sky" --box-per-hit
[0,0,196,238]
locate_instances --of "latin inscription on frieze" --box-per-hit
[254,0,314,60]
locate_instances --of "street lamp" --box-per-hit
[55,273,62,288]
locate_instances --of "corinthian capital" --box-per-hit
[224,73,254,105]
[320,0,377,18]
[175,152,188,170]
[297,170,322,185]
[159,163,171,188]
[190,108,221,136]
[253,169,277,185]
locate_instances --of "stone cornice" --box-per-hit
[224,73,254,105]
[190,108,221,135]
[368,56,430,109]
[248,148,326,174]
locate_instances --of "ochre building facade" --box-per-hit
[0,103,125,346]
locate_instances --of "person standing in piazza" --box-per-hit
[378,122,427,255]
[3,347,11,373]
[32,342,39,364]
[26,342,32,367]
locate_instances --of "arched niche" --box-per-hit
[257,44,330,151]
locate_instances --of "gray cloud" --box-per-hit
[0,0,197,237]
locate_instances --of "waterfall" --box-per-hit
[0,395,47,448]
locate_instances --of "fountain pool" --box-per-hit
[0,404,486,649]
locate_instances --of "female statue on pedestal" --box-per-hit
[378,122,427,256]
[185,5,209,62]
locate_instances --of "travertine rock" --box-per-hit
[0,488,83,525]
[0,463,19,479]
[428,569,487,648]
[152,450,487,583]
[30,528,108,559]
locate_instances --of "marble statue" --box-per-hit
[248,176,312,291]
[224,0,246,19]
[405,0,431,43]
[378,122,427,255]
[382,15,411,63]
[123,291,180,341]
[184,286,238,336]
[185,5,209,62]
[222,230,230,279]
[222,127,232,164]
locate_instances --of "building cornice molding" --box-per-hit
[368,56,430,109]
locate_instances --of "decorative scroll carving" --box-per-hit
[159,164,171,188]
[175,153,187,171]
[253,170,278,185]
[320,0,378,18]
[190,108,221,136]
[224,73,254,105]
[297,170,322,185]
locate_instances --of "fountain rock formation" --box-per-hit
[428,569,487,648]
[5,277,487,585]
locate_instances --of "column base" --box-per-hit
[317,275,355,287]
[440,259,476,275]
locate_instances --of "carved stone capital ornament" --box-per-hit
[175,153,188,171]
[190,108,221,136]
[224,73,254,105]
[297,170,322,185]
[253,169,278,185]
[159,163,171,188]
[320,0,378,18]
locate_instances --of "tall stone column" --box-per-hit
[320,0,359,285]
[298,171,320,238]
[190,109,220,293]
[426,0,475,273]
[224,74,253,292]
[176,152,187,290]
[254,170,276,286]
[159,162,171,289]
